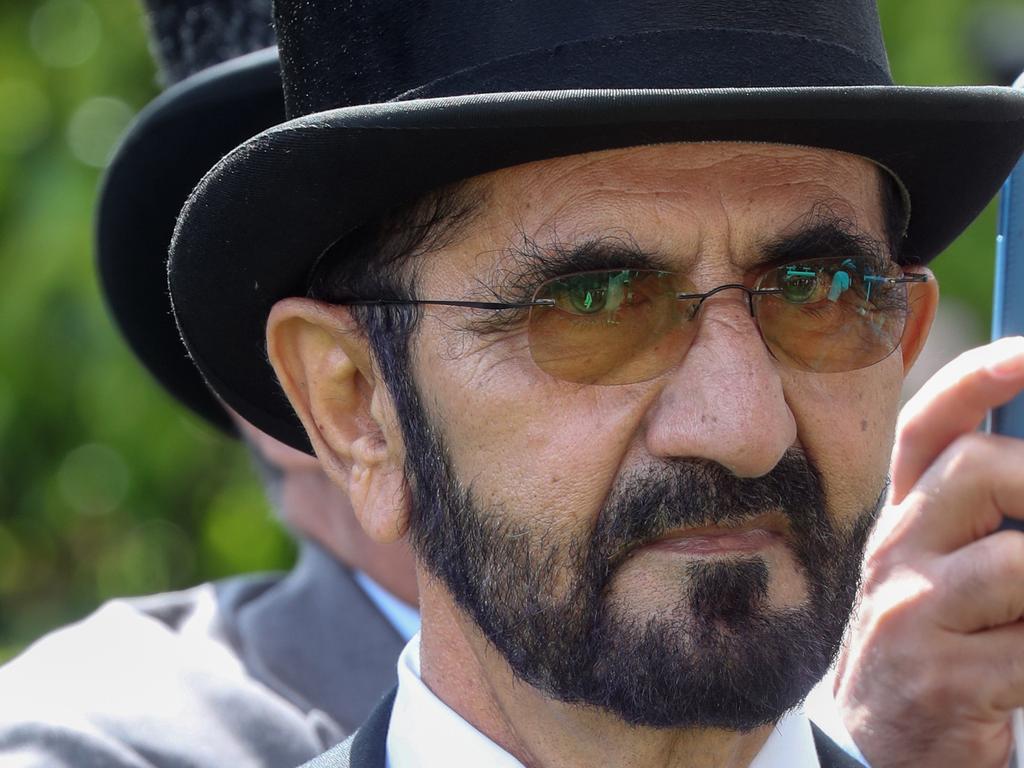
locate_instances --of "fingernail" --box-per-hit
[986,337,1024,378]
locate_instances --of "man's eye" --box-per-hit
[779,266,825,304]
[555,271,631,314]
[567,283,609,314]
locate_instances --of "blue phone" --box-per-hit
[990,77,1024,531]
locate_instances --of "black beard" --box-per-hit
[385,353,880,730]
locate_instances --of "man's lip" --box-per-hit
[626,513,789,558]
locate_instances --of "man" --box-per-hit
[164,1,1024,766]
[0,2,418,765]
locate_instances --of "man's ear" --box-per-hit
[899,267,939,373]
[266,298,410,544]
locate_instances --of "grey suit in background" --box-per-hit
[0,541,405,768]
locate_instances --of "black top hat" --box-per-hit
[168,0,1024,453]
[97,0,283,433]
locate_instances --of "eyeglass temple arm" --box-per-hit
[341,298,556,309]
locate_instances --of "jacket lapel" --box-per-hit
[299,689,396,768]
[228,540,407,734]
[811,723,865,768]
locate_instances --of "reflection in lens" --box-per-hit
[524,259,917,381]
[755,258,910,372]
[529,270,695,384]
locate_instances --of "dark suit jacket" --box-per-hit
[300,690,865,768]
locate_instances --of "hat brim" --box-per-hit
[169,85,1024,453]
[97,47,284,434]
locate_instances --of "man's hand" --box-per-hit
[835,337,1024,768]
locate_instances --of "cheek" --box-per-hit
[786,357,903,521]
[412,319,653,526]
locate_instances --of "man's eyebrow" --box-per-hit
[758,217,893,273]
[477,215,893,302]
[486,235,672,302]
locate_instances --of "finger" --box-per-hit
[964,622,1024,713]
[883,433,1024,555]
[891,336,1024,505]
[934,531,1024,633]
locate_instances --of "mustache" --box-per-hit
[587,447,829,572]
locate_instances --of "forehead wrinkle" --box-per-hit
[481,142,879,214]
[502,142,869,190]
[418,143,885,293]
[718,185,879,274]
[510,156,878,264]
[501,186,706,278]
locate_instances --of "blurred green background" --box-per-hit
[0,0,1021,662]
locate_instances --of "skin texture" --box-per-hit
[835,336,1024,768]
[267,142,937,768]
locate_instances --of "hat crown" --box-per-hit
[143,0,275,84]
[275,0,892,118]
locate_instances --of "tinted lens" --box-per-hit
[754,257,912,372]
[528,270,696,384]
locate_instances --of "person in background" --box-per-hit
[0,2,418,766]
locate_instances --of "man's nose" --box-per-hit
[643,294,797,478]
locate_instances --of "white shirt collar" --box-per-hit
[387,634,522,768]
[751,705,822,768]
[386,634,820,768]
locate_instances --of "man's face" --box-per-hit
[293,143,927,729]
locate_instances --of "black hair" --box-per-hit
[879,169,909,264]
[306,181,482,393]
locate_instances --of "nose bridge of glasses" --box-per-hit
[679,283,757,318]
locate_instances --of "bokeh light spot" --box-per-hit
[30,0,102,69]
[0,80,51,155]
[58,442,130,516]
[95,520,195,598]
[66,96,133,168]
[203,483,289,576]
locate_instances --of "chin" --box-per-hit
[611,545,811,617]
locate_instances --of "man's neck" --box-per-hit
[417,586,774,768]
